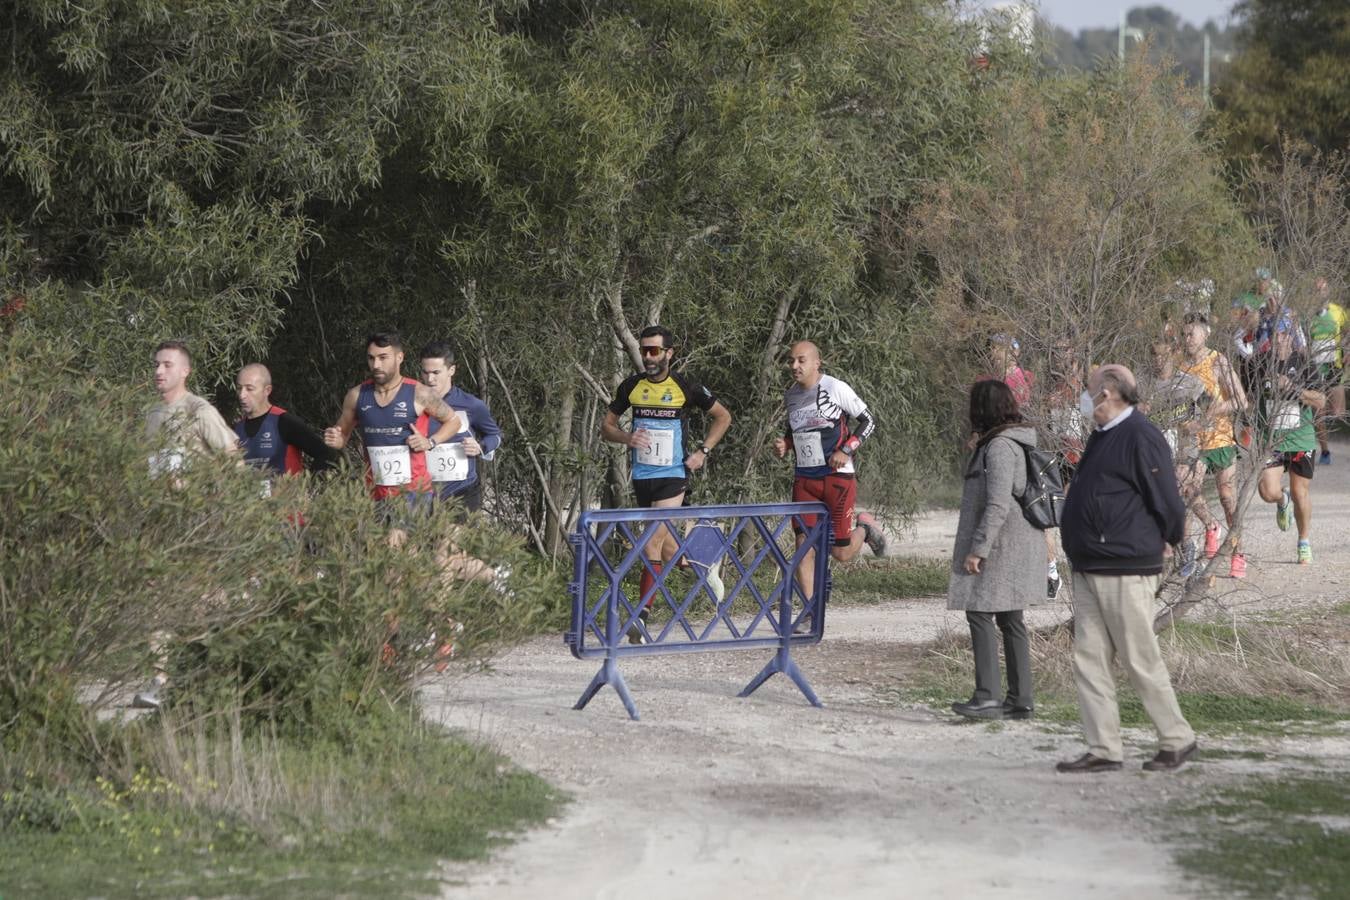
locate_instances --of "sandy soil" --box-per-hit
[425,439,1350,899]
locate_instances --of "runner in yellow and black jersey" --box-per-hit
[601,325,733,642]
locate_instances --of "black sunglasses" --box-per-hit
[640,345,668,357]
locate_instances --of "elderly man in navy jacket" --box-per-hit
[1056,364,1197,774]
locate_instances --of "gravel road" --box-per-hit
[425,440,1350,899]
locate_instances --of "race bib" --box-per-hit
[1272,401,1302,432]
[792,431,827,468]
[1311,339,1336,365]
[367,444,412,486]
[427,442,470,482]
[635,429,675,467]
[148,450,184,477]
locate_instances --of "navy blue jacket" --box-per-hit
[427,385,503,498]
[1060,408,1186,575]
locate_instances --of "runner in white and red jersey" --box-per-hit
[774,342,886,616]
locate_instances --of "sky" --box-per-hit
[992,1,1237,32]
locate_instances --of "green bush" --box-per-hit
[0,328,556,753]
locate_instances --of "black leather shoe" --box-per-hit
[1055,753,1123,773]
[1143,741,1198,771]
[951,698,1004,719]
[1002,700,1034,720]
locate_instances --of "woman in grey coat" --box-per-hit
[947,379,1041,720]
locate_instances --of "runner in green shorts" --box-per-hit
[1177,312,1249,578]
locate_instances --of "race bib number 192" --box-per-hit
[367,444,412,486]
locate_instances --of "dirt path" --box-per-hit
[425,440,1350,899]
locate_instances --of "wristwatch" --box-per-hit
[699,444,713,455]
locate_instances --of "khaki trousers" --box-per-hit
[1071,572,1195,760]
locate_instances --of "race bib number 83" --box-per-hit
[792,431,826,468]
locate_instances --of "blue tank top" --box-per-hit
[233,406,301,475]
[357,378,431,497]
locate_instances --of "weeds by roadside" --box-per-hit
[1165,773,1350,900]
[889,612,1350,735]
[0,707,561,898]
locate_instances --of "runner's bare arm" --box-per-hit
[702,401,732,451]
[323,387,360,449]
[412,385,465,450]
[601,409,647,449]
[1215,355,1248,415]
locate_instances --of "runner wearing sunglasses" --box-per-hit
[601,325,733,641]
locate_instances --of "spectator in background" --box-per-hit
[1056,364,1196,774]
[946,380,1039,721]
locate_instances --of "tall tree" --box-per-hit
[1217,0,1350,160]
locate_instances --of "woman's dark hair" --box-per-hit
[969,379,1023,435]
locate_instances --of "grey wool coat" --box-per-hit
[947,424,1046,613]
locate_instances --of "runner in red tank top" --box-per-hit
[323,331,464,546]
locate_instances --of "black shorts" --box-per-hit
[1266,450,1315,480]
[633,477,688,507]
[437,480,483,520]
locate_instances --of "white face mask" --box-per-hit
[1079,390,1097,418]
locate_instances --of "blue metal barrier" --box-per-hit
[564,502,832,720]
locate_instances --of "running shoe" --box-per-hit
[1298,540,1312,565]
[131,674,168,710]
[1203,524,1221,559]
[1229,552,1247,579]
[1046,573,1061,600]
[626,607,650,645]
[858,512,888,556]
[1276,489,1291,532]
[1319,450,1331,465]
[1177,539,1199,579]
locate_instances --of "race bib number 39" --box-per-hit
[428,442,470,482]
[367,444,412,486]
[792,431,827,468]
[635,429,675,467]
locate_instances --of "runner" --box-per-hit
[1176,311,1249,579]
[1308,277,1346,464]
[234,363,336,481]
[136,340,240,709]
[988,333,1033,406]
[774,341,885,625]
[418,341,503,514]
[600,325,733,643]
[322,331,464,545]
[1142,337,1208,578]
[1257,317,1325,565]
[1043,340,1087,599]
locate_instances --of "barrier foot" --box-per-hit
[573,656,640,721]
[738,646,822,708]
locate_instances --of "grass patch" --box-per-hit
[0,719,562,899]
[1168,774,1350,899]
[886,617,1350,736]
[830,557,950,601]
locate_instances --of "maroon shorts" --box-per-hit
[792,473,857,546]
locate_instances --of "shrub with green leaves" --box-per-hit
[0,329,553,755]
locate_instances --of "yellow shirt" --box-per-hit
[1178,349,1236,451]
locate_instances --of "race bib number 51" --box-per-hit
[635,429,675,467]
[367,444,412,486]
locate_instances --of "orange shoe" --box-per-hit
[1229,552,1247,579]
[1203,525,1221,559]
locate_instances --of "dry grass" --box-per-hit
[917,605,1350,725]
